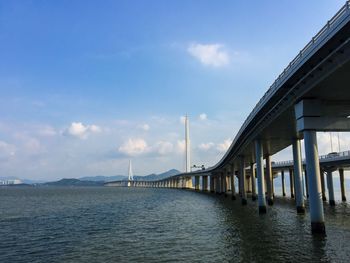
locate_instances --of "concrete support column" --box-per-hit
[213,176,217,193]
[222,171,227,197]
[339,168,347,201]
[326,171,335,206]
[210,176,215,192]
[218,175,223,194]
[289,169,295,198]
[281,170,286,196]
[187,177,193,189]
[320,169,327,201]
[251,163,257,201]
[202,176,208,191]
[226,174,230,191]
[231,164,236,200]
[183,178,186,189]
[304,130,325,234]
[240,156,247,205]
[304,170,309,198]
[266,155,274,205]
[194,176,200,191]
[255,140,266,213]
[292,139,305,213]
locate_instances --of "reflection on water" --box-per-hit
[0,187,350,262]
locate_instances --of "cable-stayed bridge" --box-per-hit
[106,2,350,235]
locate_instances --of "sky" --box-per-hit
[0,0,349,181]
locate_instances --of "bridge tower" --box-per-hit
[185,115,191,173]
[127,160,134,187]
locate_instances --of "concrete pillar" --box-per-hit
[194,176,200,190]
[304,130,325,234]
[255,140,267,213]
[326,171,335,206]
[281,170,286,196]
[240,156,247,205]
[251,163,257,201]
[289,169,295,198]
[213,176,217,193]
[246,174,252,193]
[320,169,327,201]
[266,155,274,205]
[339,168,346,201]
[218,174,223,194]
[182,178,186,189]
[187,177,193,189]
[226,173,230,191]
[292,139,305,213]
[231,164,236,200]
[304,169,309,198]
[202,176,208,191]
[222,171,227,197]
[209,176,214,192]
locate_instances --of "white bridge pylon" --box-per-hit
[127,159,134,187]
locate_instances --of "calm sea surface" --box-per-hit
[1,186,350,262]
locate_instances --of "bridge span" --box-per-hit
[109,2,350,234]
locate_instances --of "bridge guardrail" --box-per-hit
[237,2,350,144]
[273,150,350,167]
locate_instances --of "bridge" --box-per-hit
[106,2,350,235]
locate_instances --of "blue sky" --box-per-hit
[0,0,347,180]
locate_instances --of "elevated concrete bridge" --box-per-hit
[108,2,350,234]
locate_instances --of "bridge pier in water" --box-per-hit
[194,176,200,190]
[231,164,236,200]
[304,130,325,234]
[202,176,208,191]
[265,155,274,206]
[240,157,247,205]
[251,163,257,201]
[222,171,227,197]
[292,139,305,214]
[320,170,327,201]
[255,140,267,213]
[326,171,335,206]
[289,168,295,198]
[339,168,347,201]
[281,170,286,196]
[210,176,215,192]
[304,170,309,198]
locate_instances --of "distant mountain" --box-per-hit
[79,169,181,182]
[44,178,104,186]
[79,175,126,182]
[134,169,181,181]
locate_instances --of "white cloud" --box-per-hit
[199,113,207,121]
[0,141,16,158]
[38,126,57,137]
[198,142,214,151]
[187,42,230,67]
[118,138,149,156]
[139,124,150,131]
[24,138,44,155]
[153,141,173,155]
[176,140,186,153]
[66,122,101,139]
[217,139,232,153]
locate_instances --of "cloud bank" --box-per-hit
[187,43,230,67]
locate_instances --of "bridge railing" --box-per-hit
[273,150,350,168]
[236,2,350,145]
